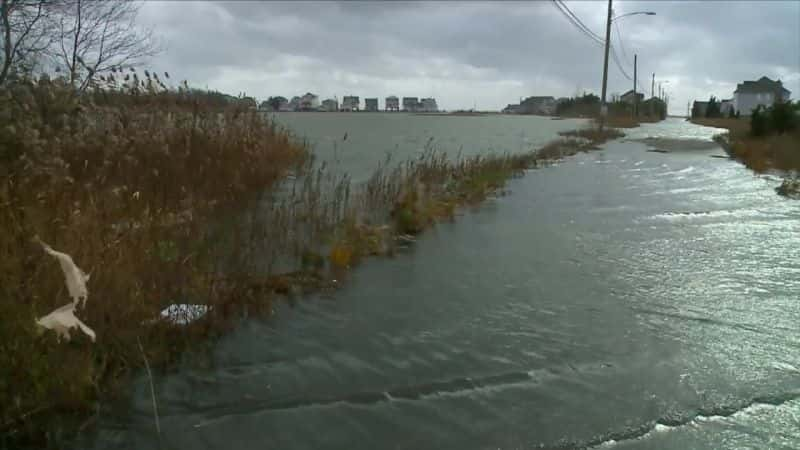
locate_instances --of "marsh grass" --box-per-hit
[0,77,624,447]
[692,117,800,174]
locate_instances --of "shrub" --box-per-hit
[750,101,799,137]
[769,100,797,134]
[750,105,769,137]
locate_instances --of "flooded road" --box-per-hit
[86,118,800,450]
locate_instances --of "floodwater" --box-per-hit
[86,117,800,450]
[272,112,588,181]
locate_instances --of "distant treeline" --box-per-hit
[557,93,665,119]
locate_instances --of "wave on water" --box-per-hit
[189,369,543,428]
[649,208,768,222]
[583,391,800,449]
[655,166,697,177]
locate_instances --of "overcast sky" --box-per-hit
[139,1,800,115]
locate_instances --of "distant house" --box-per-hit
[642,97,667,119]
[733,76,791,115]
[259,97,288,112]
[620,90,644,105]
[278,100,293,112]
[258,101,273,112]
[240,96,257,110]
[299,92,320,111]
[402,97,419,112]
[385,96,399,111]
[340,96,360,111]
[692,100,709,118]
[419,98,438,112]
[520,96,556,115]
[719,99,734,116]
[502,104,522,114]
[320,98,338,112]
[364,98,379,112]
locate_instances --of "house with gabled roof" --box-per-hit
[733,76,791,115]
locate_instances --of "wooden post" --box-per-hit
[633,54,638,117]
[599,0,613,130]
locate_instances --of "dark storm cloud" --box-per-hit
[139,1,800,113]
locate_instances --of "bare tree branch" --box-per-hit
[53,0,159,91]
[0,0,52,85]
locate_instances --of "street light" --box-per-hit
[613,11,656,22]
[599,2,656,130]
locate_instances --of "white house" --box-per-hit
[364,98,379,112]
[340,96,360,111]
[385,96,400,111]
[299,92,320,111]
[320,98,338,112]
[419,98,438,112]
[719,99,734,116]
[402,97,419,112]
[733,76,791,116]
[520,96,556,115]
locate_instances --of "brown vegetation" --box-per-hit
[0,77,625,448]
[690,117,750,135]
[691,117,800,173]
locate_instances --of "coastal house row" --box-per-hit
[259,93,438,112]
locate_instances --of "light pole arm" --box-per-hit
[613,11,656,22]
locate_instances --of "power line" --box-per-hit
[552,1,642,88]
[610,46,632,81]
[614,20,631,65]
[551,0,604,46]
[556,0,606,43]
[551,1,602,46]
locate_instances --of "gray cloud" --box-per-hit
[139,1,800,114]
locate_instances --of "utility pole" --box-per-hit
[599,0,613,131]
[651,73,655,99]
[633,54,638,117]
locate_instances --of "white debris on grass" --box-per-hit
[160,304,209,325]
[35,238,96,342]
[37,238,90,307]
[36,303,96,342]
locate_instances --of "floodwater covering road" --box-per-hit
[85,117,800,450]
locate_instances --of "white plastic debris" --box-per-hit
[36,302,96,342]
[159,304,209,325]
[38,238,90,307]
[35,237,95,342]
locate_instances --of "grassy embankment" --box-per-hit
[0,77,624,447]
[691,117,800,173]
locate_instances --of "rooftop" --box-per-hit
[735,76,791,95]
